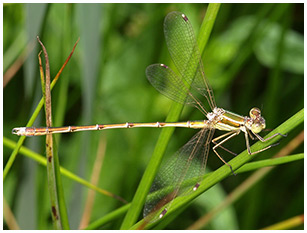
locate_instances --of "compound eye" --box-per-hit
[250,107,261,119]
[251,122,265,134]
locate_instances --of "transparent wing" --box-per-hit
[146,64,208,115]
[164,11,216,110]
[143,127,214,223]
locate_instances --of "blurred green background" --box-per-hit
[3,3,303,230]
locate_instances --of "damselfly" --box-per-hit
[12,11,285,223]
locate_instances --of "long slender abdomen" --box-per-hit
[12,120,209,136]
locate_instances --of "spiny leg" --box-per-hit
[247,129,255,140]
[212,131,239,156]
[245,131,287,155]
[253,132,287,142]
[212,131,240,175]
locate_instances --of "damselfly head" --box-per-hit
[248,107,266,134]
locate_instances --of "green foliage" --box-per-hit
[3,3,303,230]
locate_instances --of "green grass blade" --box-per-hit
[197,3,221,53]
[52,137,70,229]
[120,4,221,229]
[236,153,303,173]
[84,204,131,230]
